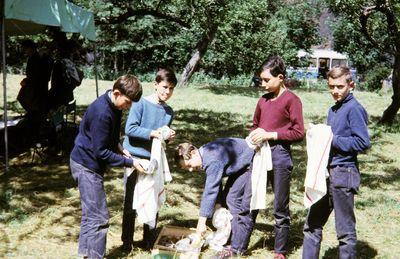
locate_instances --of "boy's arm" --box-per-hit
[125,100,159,140]
[250,98,262,132]
[92,113,134,168]
[276,96,305,141]
[332,106,371,152]
[199,161,225,219]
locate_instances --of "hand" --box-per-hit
[150,130,161,139]
[250,128,277,144]
[168,129,176,141]
[122,149,131,158]
[133,160,145,174]
[196,217,207,237]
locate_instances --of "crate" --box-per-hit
[151,225,200,259]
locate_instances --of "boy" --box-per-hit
[121,68,177,250]
[175,138,255,257]
[302,66,370,259]
[70,75,144,259]
[249,56,304,258]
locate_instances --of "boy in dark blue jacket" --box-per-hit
[302,66,371,259]
[175,138,255,257]
[70,75,144,259]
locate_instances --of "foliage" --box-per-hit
[201,0,320,77]
[328,0,399,74]
[359,65,392,91]
[8,0,321,81]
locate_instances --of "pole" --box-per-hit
[1,0,9,171]
[93,44,98,98]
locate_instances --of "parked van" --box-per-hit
[288,49,357,81]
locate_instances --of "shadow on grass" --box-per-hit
[204,85,263,98]
[322,240,378,258]
[0,103,398,257]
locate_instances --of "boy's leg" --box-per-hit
[70,159,88,257]
[270,145,292,254]
[121,170,138,248]
[71,160,109,259]
[302,186,332,259]
[330,166,360,259]
[143,213,159,249]
[226,168,254,254]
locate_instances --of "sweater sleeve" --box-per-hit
[250,98,262,132]
[276,96,305,142]
[125,99,153,140]
[199,161,225,218]
[332,105,370,152]
[92,113,133,167]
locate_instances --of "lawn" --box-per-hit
[1,74,399,258]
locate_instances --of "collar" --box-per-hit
[198,146,204,170]
[105,90,119,111]
[333,93,353,110]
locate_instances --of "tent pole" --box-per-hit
[1,0,9,172]
[94,44,99,98]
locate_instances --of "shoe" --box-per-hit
[274,253,286,259]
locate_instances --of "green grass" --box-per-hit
[1,74,400,258]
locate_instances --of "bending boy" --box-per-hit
[175,138,255,256]
[302,66,370,259]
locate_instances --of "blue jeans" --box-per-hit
[225,167,255,254]
[302,166,360,259]
[253,144,293,254]
[70,159,109,259]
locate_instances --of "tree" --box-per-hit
[328,0,400,124]
[37,0,320,86]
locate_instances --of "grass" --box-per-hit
[1,74,400,258]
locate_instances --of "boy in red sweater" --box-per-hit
[250,56,304,259]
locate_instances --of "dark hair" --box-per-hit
[21,39,36,49]
[113,74,143,102]
[156,68,178,86]
[260,55,286,78]
[175,143,198,163]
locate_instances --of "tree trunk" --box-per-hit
[380,54,400,124]
[177,27,218,87]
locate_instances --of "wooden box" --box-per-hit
[151,225,200,259]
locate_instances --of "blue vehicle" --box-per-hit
[287,49,358,81]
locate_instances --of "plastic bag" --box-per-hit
[205,208,233,251]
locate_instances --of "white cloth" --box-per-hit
[304,123,333,208]
[205,208,233,251]
[131,136,172,228]
[246,137,273,211]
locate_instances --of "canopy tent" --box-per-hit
[1,0,98,171]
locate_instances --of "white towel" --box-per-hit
[246,137,273,211]
[304,124,333,208]
[131,137,172,228]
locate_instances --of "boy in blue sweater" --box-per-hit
[121,68,177,250]
[302,66,370,259]
[70,75,144,259]
[175,138,255,257]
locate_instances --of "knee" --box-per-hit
[337,232,357,245]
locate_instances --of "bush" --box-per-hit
[359,65,392,91]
